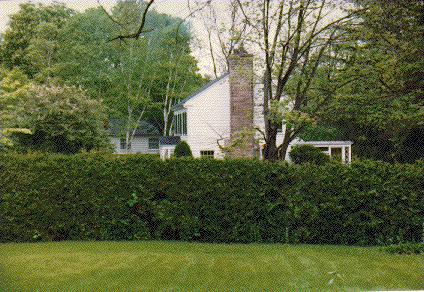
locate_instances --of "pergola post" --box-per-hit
[348,145,352,164]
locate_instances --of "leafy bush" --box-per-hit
[174,141,192,158]
[4,84,112,154]
[381,243,424,255]
[0,153,423,245]
[289,145,330,165]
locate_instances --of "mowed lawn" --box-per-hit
[0,241,422,290]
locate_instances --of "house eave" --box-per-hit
[171,73,229,111]
[171,104,186,111]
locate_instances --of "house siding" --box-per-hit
[183,76,231,159]
[111,137,159,154]
[173,77,288,159]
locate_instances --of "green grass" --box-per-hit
[0,241,422,290]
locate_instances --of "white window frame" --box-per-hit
[173,111,187,135]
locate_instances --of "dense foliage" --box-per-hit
[0,1,204,147]
[301,1,424,162]
[380,243,424,255]
[0,154,422,245]
[174,141,193,158]
[289,145,330,165]
[0,3,75,77]
[4,84,111,153]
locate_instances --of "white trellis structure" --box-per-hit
[288,141,353,164]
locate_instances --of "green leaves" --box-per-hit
[0,1,204,136]
[174,141,193,158]
[309,1,424,162]
[289,145,330,165]
[0,2,74,77]
[0,153,422,244]
[5,84,111,153]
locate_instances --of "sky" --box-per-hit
[0,0,218,75]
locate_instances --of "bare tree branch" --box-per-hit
[109,0,155,42]
[97,0,123,26]
[174,0,212,43]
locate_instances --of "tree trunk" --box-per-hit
[125,129,130,154]
[125,105,132,154]
[278,129,292,160]
[264,123,279,161]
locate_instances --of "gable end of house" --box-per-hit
[172,73,229,111]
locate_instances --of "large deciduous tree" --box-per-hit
[197,1,359,161]
[233,0,360,161]
[309,0,424,162]
[53,1,203,151]
[0,3,75,77]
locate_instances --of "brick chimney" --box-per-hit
[228,46,255,158]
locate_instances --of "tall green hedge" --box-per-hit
[0,153,423,245]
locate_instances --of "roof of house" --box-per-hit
[172,73,229,111]
[108,119,160,137]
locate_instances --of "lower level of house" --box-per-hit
[156,135,353,164]
[109,125,352,164]
[110,134,352,164]
[111,136,160,155]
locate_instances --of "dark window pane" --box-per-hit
[149,137,159,150]
[200,150,214,158]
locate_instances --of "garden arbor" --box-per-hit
[287,141,353,164]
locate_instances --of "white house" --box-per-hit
[167,48,352,163]
[109,119,161,154]
[171,73,231,159]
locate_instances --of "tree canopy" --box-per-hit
[0,0,205,153]
[0,3,75,77]
[306,0,424,162]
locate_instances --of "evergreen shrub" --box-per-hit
[174,141,192,158]
[0,153,422,245]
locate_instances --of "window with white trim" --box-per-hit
[200,150,214,159]
[173,112,187,135]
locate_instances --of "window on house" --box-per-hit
[173,112,187,135]
[200,150,214,159]
[120,138,131,150]
[148,137,159,150]
[182,112,187,134]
